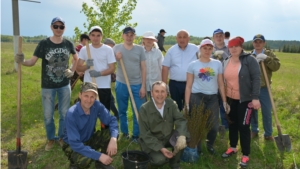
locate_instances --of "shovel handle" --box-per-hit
[17,37,22,151]
[85,42,99,101]
[261,62,282,135]
[119,59,139,121]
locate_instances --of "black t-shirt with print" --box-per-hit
[34,38,76,88]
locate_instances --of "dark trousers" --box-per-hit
[189,93,219,149]
[169,80,186,111]
[227,98,252,156]
[110,94,119,120]
[97,88,111,111]
[219,95,229,129]
[62,129,111,169]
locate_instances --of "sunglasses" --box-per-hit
[52,25,65,30]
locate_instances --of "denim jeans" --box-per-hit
[250,87,273,137]
[42,84,71,140]
[115,81,146,137]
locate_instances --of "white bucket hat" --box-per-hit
[142,31,157,41]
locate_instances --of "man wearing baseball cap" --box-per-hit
[142,31,164,97]
[250,34,280,141]
[15,16,78,151]
[113,26,146,143]
[76,26,116,114]
[157,29,167,53]
[62,82,118,169]
[212,28,230,131]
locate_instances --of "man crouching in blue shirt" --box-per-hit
[62,82,118,169]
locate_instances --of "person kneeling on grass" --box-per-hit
[139,81,190,169]
[62,82,118,169]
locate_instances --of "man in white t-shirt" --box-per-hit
[76,26,116,111]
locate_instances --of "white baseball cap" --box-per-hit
[142,31,157,41]
[200,39,214,47]
[89,26,103,35]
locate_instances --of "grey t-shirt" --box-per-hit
[113,44,146,85]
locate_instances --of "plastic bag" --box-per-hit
[180,146,199,163]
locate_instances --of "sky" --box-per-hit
[1,0,300,41]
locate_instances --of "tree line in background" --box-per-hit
[1,34,300,53]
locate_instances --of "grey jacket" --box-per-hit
[223,51,261,102]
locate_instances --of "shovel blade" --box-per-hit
[274,134,292,152]
[8,150,28,169]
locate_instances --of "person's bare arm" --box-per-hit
[76,59,87,72]
[71,53,78,72]
[99,63,115,76]
[22,56,39,67]
[162,66,169,84]
[140,61,146,98]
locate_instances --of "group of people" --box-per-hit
[14,16,280,169]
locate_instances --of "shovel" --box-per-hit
[8,37,28,168]
[261,62,291,152]
[119,58,139,121]
[85,41,99,100]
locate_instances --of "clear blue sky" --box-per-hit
[1,0,300,41]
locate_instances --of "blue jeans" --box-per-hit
[219,99,228,129]
[250,87,273,137]
[42,84,71,140]
[115,81,146,137]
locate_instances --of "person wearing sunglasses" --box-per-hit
[14,16,78,151]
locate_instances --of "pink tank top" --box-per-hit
[224,59,240,99]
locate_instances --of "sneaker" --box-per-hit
[132,136,139,144]
[264,136,275,141]
[95,161,115,169]
[222,147,237,158]
[251,132,258,139]
[58,138,64,147]
[240,156,249,167]
[45,140,55,151]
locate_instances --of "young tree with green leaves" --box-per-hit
[74,0,137,44]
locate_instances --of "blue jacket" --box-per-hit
[223,51,261,102]
[63,101,118,160]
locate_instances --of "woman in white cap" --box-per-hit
[185,39,229,155]
[142,31,164,98]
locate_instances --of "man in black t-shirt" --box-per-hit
[15,16,78,151]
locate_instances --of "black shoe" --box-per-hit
[207,146,216,155]
[95,161,115,169]
[69,163,77,169]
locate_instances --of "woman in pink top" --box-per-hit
[221,37,261,168]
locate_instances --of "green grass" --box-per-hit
[1,42,300,169]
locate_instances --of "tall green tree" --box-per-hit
[74,0,137,44]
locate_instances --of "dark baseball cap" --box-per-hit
[51,17,65,25]
[80,82,98,95]
[160,29,166,33]
[253,34,265,42]
[213,28,224,35]
[123,26,135,34]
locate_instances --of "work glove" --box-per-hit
[223,102,230,114]
[256,53,267,63]
[86,59,94,69]
[214,50,224,56]
[64,69,74,78]
[173,136,187,155]
[184,104,189,114]
[89,70,101,77]
[15,53,25,63]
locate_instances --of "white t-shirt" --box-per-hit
[79,44,116,88]
[187,59,223,94]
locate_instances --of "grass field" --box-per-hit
[1,42,300,169]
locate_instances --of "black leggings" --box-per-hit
[227,98,252,156]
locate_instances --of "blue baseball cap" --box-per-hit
[253,34,265,42]
[213,28,224,35]
[123,26,135,34]
[51,17,65,25]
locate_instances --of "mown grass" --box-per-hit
[1,42,299,169]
